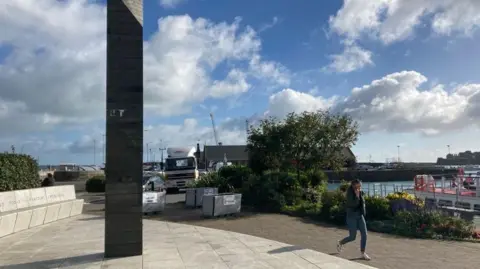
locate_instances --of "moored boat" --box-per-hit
[405,168,480,211]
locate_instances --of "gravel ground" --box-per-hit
[83,193,480,269]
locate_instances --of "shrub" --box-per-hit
[85,175,105,193]
[262,171,303,206]
[367,220,395,233]
[0,153,39,191]
[283,200,323,217]
[386,191,416,201]
[192,172,234,193]
[217,165,252,190]
[338,180,350,192]
[305,170,328,187]
[239,171,308,212]
[241,174,286,211]
[393,210,474,239]
[364,196,392,221]
[386,191,424,211]
[319,190,346,224]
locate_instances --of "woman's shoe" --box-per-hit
[336,241,344,253]
[361,252,371,260]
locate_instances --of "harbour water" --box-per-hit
[328,169,480,197]
[328,181,412,197]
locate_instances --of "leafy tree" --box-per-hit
[247,110,359,174]
[247,117,288,173]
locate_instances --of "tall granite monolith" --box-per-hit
[105,0,143,258]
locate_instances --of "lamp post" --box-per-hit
[93,139,97,165]
[102,134,106,165]
[159,140,166,170]
[447,145,451,155]
[144,129,150,162]
[397,145,400,163]
[146,142,151,162]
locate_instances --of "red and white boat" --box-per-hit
[406,168,480,211]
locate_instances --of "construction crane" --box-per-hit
[209,112,221,145]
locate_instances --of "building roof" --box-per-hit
[342,147,355,161]
[204,145,248,161]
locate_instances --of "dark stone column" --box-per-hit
[105,0,143,258]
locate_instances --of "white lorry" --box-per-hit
[164,147,199,191]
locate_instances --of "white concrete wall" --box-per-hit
[0,185,83,238]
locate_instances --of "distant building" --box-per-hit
[437,150,480,165]
[202,145,249,167]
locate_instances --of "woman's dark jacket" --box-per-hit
[345,186,366,216]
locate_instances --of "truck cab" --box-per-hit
[164,147,199,191]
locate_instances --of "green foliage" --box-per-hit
[364,196,392,221]
[217,165,252,190]
[319,190,346,224]
[393,210,474,239]
[247,110,359,173]
[192,172,235,193]
[338,180,350,192]
[0,153,40,191]
[85,175,105,193]
[305,170,328,187]
[241,171,304,211]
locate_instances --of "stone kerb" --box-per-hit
[0,185,84,238]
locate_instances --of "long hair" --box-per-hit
[350,179,361,187]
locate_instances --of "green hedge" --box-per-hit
[85,175,105,193]
[0,153,40,191]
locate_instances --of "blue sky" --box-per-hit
[1,0,480,164]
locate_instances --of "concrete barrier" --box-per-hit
[0,185,84,238]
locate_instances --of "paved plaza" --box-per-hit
[0,214,376,269]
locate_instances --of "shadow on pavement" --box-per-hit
[267,245,304,254]
[78,216,104,221]
[3,253,104,269]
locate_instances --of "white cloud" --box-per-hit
[0,0,107,133]
[323,43,373,73]
[325,0,480,72]
[159,0,186,9]
[330,0,480,44]
[265,88,336,118]
[0,1,289,137]
[265,71,480,135]
[258,16,280,33]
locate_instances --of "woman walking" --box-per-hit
[337,179,371,260]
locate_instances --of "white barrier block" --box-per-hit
[0,213,18,238]
[28,188,47,207]
[70,199,84,216]
[44,204,61,224]
[63,185,76,201]
[0,191,17,213]
[14,190,30,210]
[14,210,32,233]
[45,186,65,203]
[29,207,47,228]
[57,201,73,220]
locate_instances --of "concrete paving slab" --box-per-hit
[0,214,377,269]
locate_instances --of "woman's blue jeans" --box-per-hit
[340,212,367,251]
